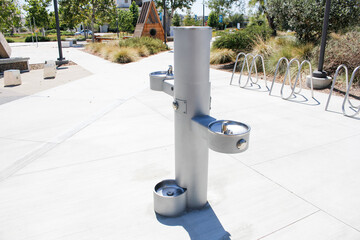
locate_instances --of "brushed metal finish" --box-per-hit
[153,180,187,217]
[174,27,212,209]
[208,120,250,154]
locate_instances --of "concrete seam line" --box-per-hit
[0,99,126,182]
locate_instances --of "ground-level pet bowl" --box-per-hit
[153,179,187,217]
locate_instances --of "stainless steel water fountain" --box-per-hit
[150,27,251,217]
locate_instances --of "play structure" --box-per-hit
[133,1,165,41]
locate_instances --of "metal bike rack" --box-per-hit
[269,57,314,100]
[326,65,360,117]
[230,53,267,90]
[150,27,251,217]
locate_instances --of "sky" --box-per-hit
[188,0,211,16]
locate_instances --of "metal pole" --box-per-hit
[203,0,205,26]
[313,0,331,78]
[174,27,212,209]
[163,0,167,44]
[53,0,64,61]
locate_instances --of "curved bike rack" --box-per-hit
[230,53,267,90]
[230,52,250,85]
[326,65,360,117]
[245,54,267,90]
[270,57,314,100]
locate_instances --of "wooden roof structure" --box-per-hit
[133,1,164,41]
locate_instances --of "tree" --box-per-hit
[172,12,181,26]
[118,9,134,34]
[0,0,22,34]
[154,0,196,27]
[207,11,219,29]
[23,0,51,33]
[267,0,360,42]
[183,11,196,26]
[129,1,139,28]
[248,0,277,36]
[227,13,245,28]
[59,0,116,42]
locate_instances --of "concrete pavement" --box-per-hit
[0,43,359,240]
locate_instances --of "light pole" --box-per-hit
[307,0,332,89]
[163,0,167,44]
[53,0,68,66]
[203,0,205,26]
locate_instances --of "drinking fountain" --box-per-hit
[150,27,251,217]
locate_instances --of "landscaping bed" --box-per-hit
[84,37,168,64]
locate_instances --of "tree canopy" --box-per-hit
[154,0,195,21]
[267,0,360,42]
[59,0,116,31]
[118,9,134,33]
[172,12,181,26]
[129,1,139,28]
[0,0,22,33]
[207,11,219,28]
[23,0,51,29]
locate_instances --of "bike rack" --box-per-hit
[269,57,314,100]
[326,65,360,117]
[230,53,267,90]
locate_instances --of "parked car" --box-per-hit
[75,30,93,36]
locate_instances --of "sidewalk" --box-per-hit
[0,44,359,240]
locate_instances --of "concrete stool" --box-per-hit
[43,60,56,79]
[61,41,71,48]
[4,69,21,86]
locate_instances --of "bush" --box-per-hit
[210,49,235,64]
[25,36,50,42]
[313,31,360,83]
[85,43,104,54]
[46,29,57,34]
[112,47,138,63]
[213,31,253,52]
[118,37,167,54]
[61,31,74,36]
[212,24,271,52]
[5,38,14,43]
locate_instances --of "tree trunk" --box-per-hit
[265,12,277,36]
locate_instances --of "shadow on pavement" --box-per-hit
[156,203,231,240]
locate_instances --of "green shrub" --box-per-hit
[46,29,57,34]
[25,36,51,42]
[210,49,235,64]
[212,24,271,52]
[213,30,253,52]
[118,37,167,54]
[61,31,74,36]
[5,38,14,43]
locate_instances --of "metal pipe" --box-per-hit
[313,0,331,78]
[173,27,212,209]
